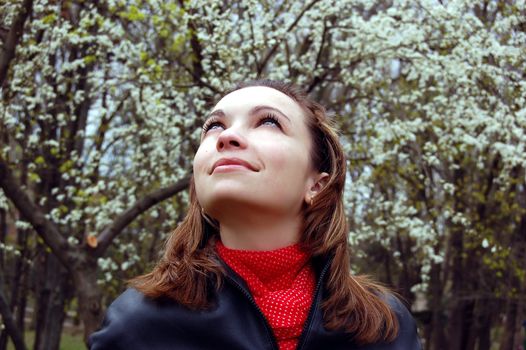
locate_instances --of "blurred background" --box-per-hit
[1,0,525,349]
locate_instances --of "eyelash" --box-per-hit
[257,113,282,129]
[202,117,223,134]
[202,113,282,134]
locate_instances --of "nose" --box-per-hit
[216,127,247,151]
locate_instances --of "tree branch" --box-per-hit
[257,0,321,77]
[94,175,191,255]
[0,0,33,87]
[176,59,220,94]
[0,159,71,268]
[313,21,328,71]
[178,0,210,90]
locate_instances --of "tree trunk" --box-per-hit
[0,208,6,270]
[429,262,446,350]
[0,237,26,350]
[0,274,27,350]
[0,209,8,350]
[32,252,70,350]
[463,300,476,350]
[15,261,29,336]
[383,250,393,287]
[502,210,526,350]
[499,298,517,350]
[447,166,471,350]
[475,299,494,350]
[477,320,491,350]
[512,211,526,350]
[395,231,413,301]
[10,228,30,332]
[446,229,466,350]
[73,256,104,343]
[513,298,525,350]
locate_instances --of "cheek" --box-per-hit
[193,150,203,172]
[269,144,310,177]
[192,148,210,206]
[193,151,210,194]
[192,154,202,179]
[193,141,214,172]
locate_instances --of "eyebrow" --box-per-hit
[206,105,291,122]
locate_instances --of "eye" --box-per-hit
[202,118,224,134]
[257,114,282,129]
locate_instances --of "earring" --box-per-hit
[309,196,314,206]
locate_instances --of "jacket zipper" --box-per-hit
[224,256,333,350]
[225,274,280,350]
[295,258,332,350]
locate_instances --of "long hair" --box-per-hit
[130,80,398,344]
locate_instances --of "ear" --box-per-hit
[304,172,329,205]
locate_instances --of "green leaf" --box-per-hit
[119,5,145,21]
[29,173,41,183]
[42,14,57,24]
[59,160,74,173]
[84,55,97,65]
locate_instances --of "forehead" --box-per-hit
[213,86,305,119]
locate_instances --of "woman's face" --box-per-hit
[193,86,321,220]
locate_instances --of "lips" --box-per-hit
[211,157,258,173]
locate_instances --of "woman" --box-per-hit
[89,80,422,350]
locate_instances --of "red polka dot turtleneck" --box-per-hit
[216,241,316,350]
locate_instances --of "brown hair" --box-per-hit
[130,80,398,344]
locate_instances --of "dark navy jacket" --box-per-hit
[89,258,422,349]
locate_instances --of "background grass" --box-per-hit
[7,330,86,350]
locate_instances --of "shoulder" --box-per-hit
[99,288,159,326]
[105,288,151,313]
[88,289,166,350]
[375,293,423,350]
[343,292,422,350]
[385,293,412,322]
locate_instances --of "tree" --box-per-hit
[1,0,193,346]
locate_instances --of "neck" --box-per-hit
[218,211,303,251]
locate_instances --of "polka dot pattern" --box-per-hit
[216,241,316,350]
